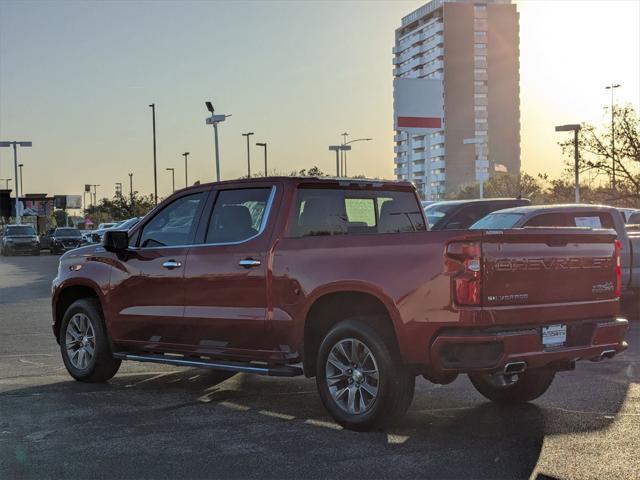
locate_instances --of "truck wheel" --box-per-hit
[60,298,121,382]
[316,319,415,431]
[468,368,555,404]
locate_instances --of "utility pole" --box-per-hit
[0,141,32,224]
[340,132,349,176]
[149,103,158,205]
[182,152,190,187]
[242,132,254,178]
[92,184,100,206]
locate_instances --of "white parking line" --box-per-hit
[305,419,343,430]
[219,401,250,411]
[387,433,410,445]
[259,409,295,420]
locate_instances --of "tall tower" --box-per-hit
[393,0,520,199]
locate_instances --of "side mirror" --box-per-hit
[102,230,129,252]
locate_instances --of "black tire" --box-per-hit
[316,318,415,431]
[60,298,121,382]
[468,368,555,404]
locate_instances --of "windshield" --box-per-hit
[470,212,525,230]
[424,203,459,228]
[55,228,82,237]
[6,226,36,236]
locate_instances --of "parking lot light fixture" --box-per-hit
[555,124,582,203]
[256,142,268,176]
[0,140,32,224]
[166,168,175,193]
[242,132,254,178]
[205,101,231,182]
[182,152,190,187]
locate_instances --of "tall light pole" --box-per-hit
[340,132,349,176]
[205,101,231,183]
[242,132,254,178]
[555,124,582,203]
[0,140,32,224]
[166,167,175,192]
[91,184,100,206]
[182,152,190,187]
[128,173,134,208]
[256,142,268,176]
[149,103,158,205]
[329,145,351,176]
[605,84,621,189]
[343,138,372,177]
[18,163,24,196]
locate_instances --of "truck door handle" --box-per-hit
[162,260,182,270]
[239,259,261,268]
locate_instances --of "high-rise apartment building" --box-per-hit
[393,0,520,199]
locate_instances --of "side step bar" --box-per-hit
[113,352,303,377]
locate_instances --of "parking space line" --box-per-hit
[387,433,410,445]
[305,419,343,430]
[259,409,295,420]
[219,401,250,411]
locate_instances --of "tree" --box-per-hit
[450,172,543,202]
[559,103,640,206]
[84,192,155,223]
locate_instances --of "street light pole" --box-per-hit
[0,140,32,224]
[242,132,254,178]
[128,173,134,208]
[182,152,190,187]
[166,168,175,192]
[149,103,158,205]
[18,163,24,197]
[342,138,372,177]
[92,184,100,207]
[340,132,349,176]
[605,84,621,189]
[555,124,582,203]
[256,142,268,176]
[205,101,231,183]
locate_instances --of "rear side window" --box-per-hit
[206,188,272,243]
[288,188,425,237]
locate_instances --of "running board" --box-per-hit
[112,352,303,377]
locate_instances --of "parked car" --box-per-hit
[40,228,56,251]
[424,198,530,230]
[89,219,140,243]
[470,204,640,303]
[51,227,86,255]
[1,224,40,256]
[51,178,628,431]
[617,208,640,223]
[97,222,117,230]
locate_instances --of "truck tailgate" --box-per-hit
[482,228,619,307]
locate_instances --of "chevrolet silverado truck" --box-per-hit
[51,177,629,430]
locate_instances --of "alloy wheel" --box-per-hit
[65,313,96,370]
[325,338,379,415]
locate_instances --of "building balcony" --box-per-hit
[394,144,407,154]
[394,166,408,176]
[430,160,446,170]
[430,147,446,158]
[394,133,405,142]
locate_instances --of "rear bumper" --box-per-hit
[429,317,628,373]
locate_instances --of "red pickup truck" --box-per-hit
[52,177,628,430]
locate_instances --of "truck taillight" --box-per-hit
[615,239,621,297]
[447,241,482,306]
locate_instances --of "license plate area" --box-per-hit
[542,324,567,348]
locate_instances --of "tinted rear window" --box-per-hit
[55,228,81,237]
[470,212,524,229]
[288,188,425,237]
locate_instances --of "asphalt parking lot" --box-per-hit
[1,253,638,479]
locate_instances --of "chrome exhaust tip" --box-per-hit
[503,361,527,375]
[599,349,616,361]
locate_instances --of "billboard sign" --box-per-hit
[53,195,82,210]
[66,195,82,209]
[393,78,444,134]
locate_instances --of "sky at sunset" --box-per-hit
[0,0,639,202]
